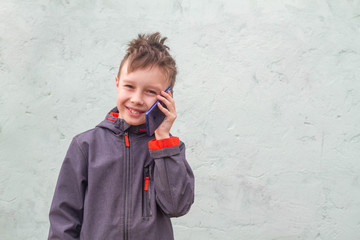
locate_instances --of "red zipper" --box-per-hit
[124,132,130,239]
[124,134,130,147]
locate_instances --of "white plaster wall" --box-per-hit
[1,0,360,239]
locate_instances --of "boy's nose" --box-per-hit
[130,91,144,105]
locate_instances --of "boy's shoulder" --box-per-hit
[69,124,118,156]
[72,109,120,143]
[72,126,102,145]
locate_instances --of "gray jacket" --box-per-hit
[48,107,195,240]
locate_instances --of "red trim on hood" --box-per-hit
[110,112,119,118]
[148,137,180,151]
[107,112,119,122]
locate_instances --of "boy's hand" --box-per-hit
[154,90,177,140]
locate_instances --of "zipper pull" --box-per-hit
[124,132,130,147]
[144,167,150,191]
[144,177,149,191]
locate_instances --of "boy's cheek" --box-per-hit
[146,97,159,108]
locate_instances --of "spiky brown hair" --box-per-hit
[117,32,177,88]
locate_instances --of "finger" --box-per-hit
[161,90,174,102]
[157,102,170,115]
[157,102,177,123]
[164,89,173,98]
[157,95,174,110]
[159,91,175,108]
[157,95,177,114]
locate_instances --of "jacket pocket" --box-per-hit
[142,166,152,219]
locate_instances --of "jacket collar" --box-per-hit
[96,107,148,135]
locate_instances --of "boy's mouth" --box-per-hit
[129,108,139,114]
[126,107,145,116]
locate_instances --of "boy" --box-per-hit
[48,32,195,240]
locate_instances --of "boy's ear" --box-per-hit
[115,76,119,87]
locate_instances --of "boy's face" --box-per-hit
[115,61,169,126]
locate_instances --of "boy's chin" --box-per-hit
[124,117,146,126]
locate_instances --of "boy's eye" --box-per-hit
[125,84,134,89]
[147,90,157,95]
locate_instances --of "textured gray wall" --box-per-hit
[1,0,360,239]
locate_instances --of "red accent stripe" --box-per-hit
[144,177,149,191]
[110,112,119,118]
[107,118,115,122]
[124,135,130,147]
[148,137,180,151]
[139,128,147,132]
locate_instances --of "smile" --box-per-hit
[129,108,139,114]
[127,107,144,116]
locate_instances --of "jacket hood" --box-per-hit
[96,107,148,135]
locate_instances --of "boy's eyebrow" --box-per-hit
[145,85,163,92]
[120,79,164,91]
[120,79,136,85]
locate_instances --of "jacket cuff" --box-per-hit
[148,137,180,150]
[148,137,181,159]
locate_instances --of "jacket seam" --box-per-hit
[74,137,88,160]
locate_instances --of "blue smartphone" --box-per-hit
[146,87,172,136]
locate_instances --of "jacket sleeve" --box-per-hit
[148,137,195,217]
[48,137,88,240]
